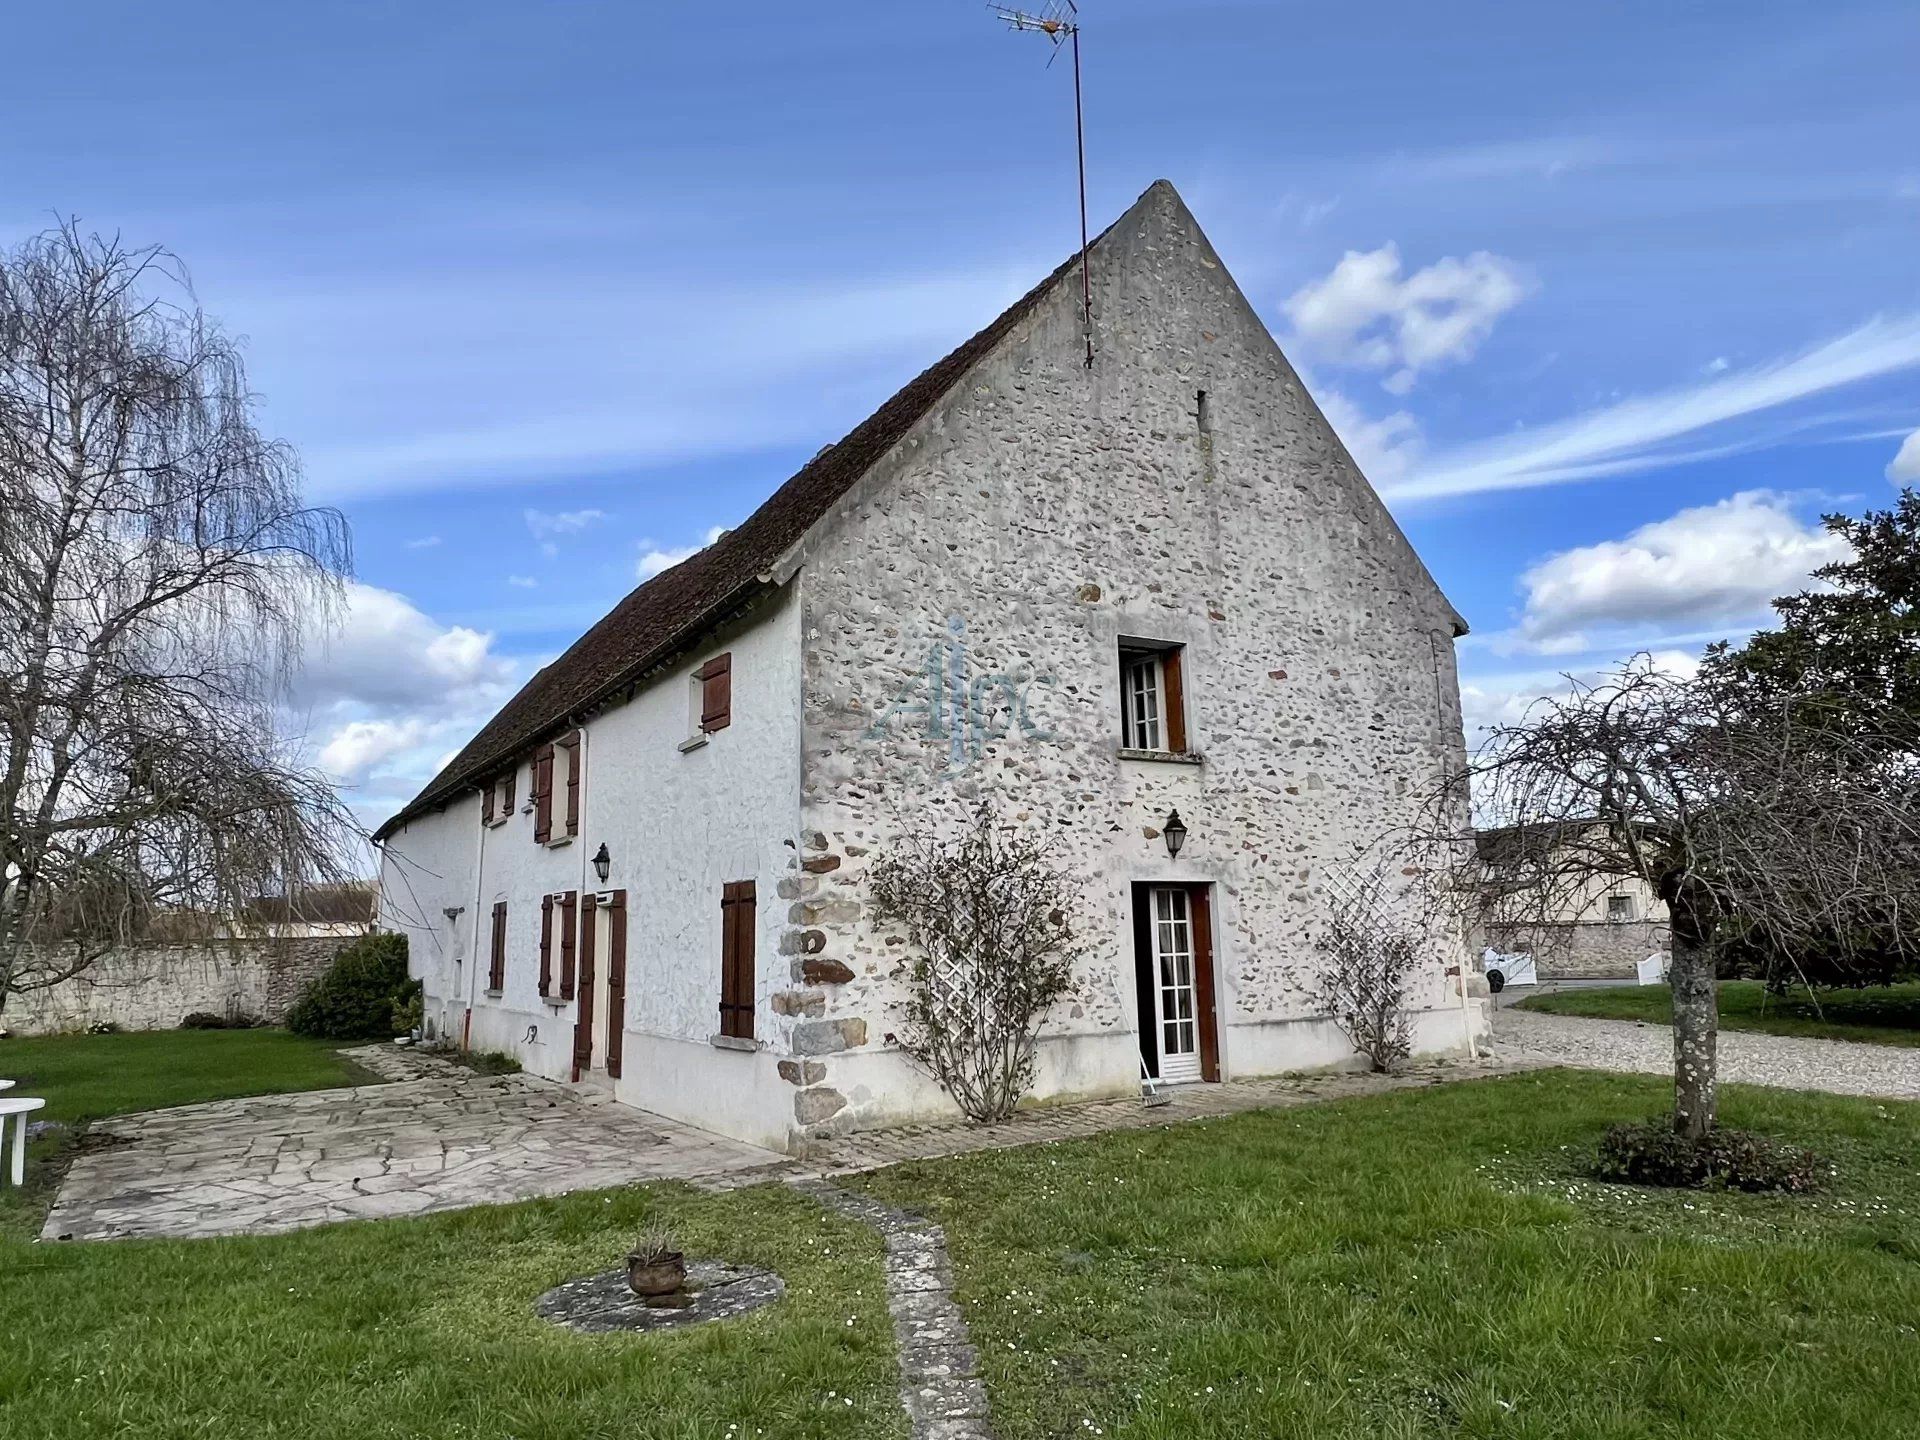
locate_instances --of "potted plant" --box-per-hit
[626,1225,687,1299]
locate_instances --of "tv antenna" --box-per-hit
[989,1,1094,368]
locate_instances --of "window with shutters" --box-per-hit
[684,652,732,748]
[718,880,756,1041]
[487,901,507,994]
[1118,642,1188,755]
[532,734,580,845]
[480,768,514,827]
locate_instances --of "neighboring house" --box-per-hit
[1472,824,1671,979]
[237,885,378,940]
[373,181,1485,1153]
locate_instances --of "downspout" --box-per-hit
[465,790,487,1051]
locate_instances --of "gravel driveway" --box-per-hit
[1491,1006,1920,1101]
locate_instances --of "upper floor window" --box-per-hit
[481,768,515,827]
[1606,894,1637,923]
[533,731,582,844]
[1119,642,1187,754]
[688,652,732,742]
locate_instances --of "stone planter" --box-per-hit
[626,1250,687,1299]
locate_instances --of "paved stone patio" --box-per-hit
[42,1066,787,1243]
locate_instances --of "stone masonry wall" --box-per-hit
[2,937,348,1036]
[1485,920,1670,981]
[771,183,1482,1145]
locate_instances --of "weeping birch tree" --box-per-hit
[0,223,356,1013]
[1466,658,1920,1139]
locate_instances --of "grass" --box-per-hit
[0,1027,377,1237]
[858,1071,1920,1439]
[1517,979,1920,1047]
[0,1182,904,1440]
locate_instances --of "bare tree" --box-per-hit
[1308,860,1442,1073]
[868,806,1080,1122]
[0,223,357,1012]
[1463,658,1920,1139]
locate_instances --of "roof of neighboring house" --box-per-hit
[242,886,376,927]
[373,192,1117,841]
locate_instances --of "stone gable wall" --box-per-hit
[2,937,348,1036]
[777,184,1483,1146]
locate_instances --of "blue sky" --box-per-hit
[6,1,1916,828]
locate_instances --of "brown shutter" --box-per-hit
[605,891,627,1079]
[572,896,596,1079]
[559,889,578,1000]
[533,744,554,844]
[538,894,554,997]
[699,653,733,733]
[719,880,755,1039]
[488,901,507,992]
[1162,648,1188,754]
[1189,884,1220,1083]
[502,766,515,816]
[561,732,581,837]
[482,781,495,825]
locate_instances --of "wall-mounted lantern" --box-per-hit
[1162,808,1188,860]
[591,843,612,883]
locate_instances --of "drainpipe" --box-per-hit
[464,789,488,1051]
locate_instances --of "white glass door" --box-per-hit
[1152,887,1201,1082]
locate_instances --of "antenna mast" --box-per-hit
[989,1,1094,368]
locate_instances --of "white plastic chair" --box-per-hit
[0,1095,47,1187]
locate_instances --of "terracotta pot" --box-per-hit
[626,1251,687,1298]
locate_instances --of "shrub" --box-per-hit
[179,1011,262,1030]
[391,988,424,1037]
[454,1048,521,1076]
[285,933,419,1040]
[1594,1120,1826,1193]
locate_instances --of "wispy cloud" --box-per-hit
[638,524,729,581]
[1389,313,1920,502]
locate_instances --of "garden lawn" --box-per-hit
[860,1070,1920,1440]
[0,1181,903,1440]
[1517,979,1920,1047]
[0,1028,376,1236]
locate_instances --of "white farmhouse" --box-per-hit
[374,181,1486,1153]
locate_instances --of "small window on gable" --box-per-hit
[1606,894,1637,923]
[1119,642,1187,754]
[692,652,732,738]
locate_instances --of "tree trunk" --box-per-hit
[1667,895,1718,1140]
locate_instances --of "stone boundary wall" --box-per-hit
[1482,920,1669,981]
[2,938,348,1036]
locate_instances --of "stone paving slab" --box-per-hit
[43,1070,787,1243]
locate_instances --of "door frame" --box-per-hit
[1130,881,1221,1083]
[571,889,627,1082]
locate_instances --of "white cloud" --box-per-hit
[637,524,730,581]
[404,534,442,549]
[1888,429,1920,484]
[292,581,513,715]
[508,575,539,589]
[1509,491,1849,653]
[317,718,429,780]
[1392,313,1920,502]
[1284,242,1529,391]
[1314,384,1423,487]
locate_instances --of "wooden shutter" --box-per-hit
[488,901,507,992]
[1162,648,1188,754]
[482,780,495,825]
[1189,884,1220,1083]
[502,766,515,816]
[538,894,554,997]
[559,889,578,1000]
[533,744,554,844]
[605,891,628,1079]
[698,653,733,733]
[559,732,581,837]
[572,896,597,1079]
[719,880,755,1039]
